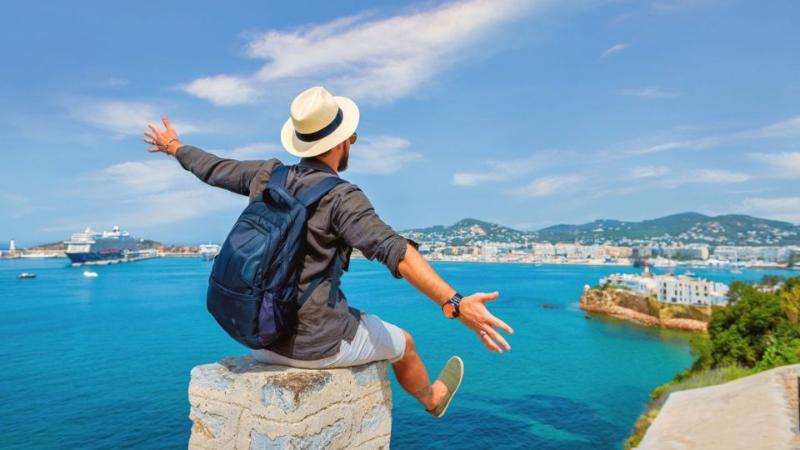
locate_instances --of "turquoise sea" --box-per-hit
[0,258,792,449]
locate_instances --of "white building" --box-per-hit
[480,245,497,258]
[601,272,658,296]
[657,275,729,306]
[600,270,729,306]
[713,246,786,263]
[9,239,16,252]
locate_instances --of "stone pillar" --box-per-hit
[188,356,393,449]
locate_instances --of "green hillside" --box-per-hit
[402,213,800,246]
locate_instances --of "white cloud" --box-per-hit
[183,0,549,105]
[740,197,800,223]
[220,142,282,159]
[512,175,583,197]
[96,160,187,194]
[70,158,244,229]
[181,75,259,107]
[760,117,800,138]
[601,43,629,58]
[618,87,680,99]
[629,115,800,155]
[647,169,750,190]
[628,165,671,178]
[348,136,422,174]
[750,152,800,178]
[609,167,750,195]
[452,152,559,187]
[69,99,202,136]
[689,169,750,184]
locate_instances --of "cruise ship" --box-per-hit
[64,226,157,266]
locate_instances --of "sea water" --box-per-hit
[0,258,790,449]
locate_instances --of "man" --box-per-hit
[143,86,513,417]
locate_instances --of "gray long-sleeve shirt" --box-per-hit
[176,145,411,360]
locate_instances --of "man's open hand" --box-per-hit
[143,116,183,156]
[458,292,514,353]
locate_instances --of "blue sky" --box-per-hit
[1,0,798,246]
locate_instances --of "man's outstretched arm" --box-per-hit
[331,185,514,352]
[144,116,270,196]
[397,243,514,353]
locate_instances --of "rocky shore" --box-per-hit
[580,286,711,332]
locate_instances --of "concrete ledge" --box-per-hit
[188,356,392,449]
[638,364,800,450]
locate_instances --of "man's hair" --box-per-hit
[315,148,334,158]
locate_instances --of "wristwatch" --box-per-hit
[442,293,463,319]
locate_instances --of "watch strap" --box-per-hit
[442,293,463,318]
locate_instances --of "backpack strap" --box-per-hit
[299,176,347,306]
[327,253,343,307]
[296,251,344,308]
[290,169,349,308]
[297,176,347,207]
[267,164,289,190]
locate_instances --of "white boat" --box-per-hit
[20,252,61,259]
[83,271,99,278]
[199,243,221,261]
[17,272,37,279]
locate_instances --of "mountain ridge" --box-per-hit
[401,212,800,246]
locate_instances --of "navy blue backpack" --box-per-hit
[207,164,346,349]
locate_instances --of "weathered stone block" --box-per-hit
[188,356,392,449]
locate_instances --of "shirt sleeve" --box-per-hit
[175,145,279,197]
[331,184,412,278]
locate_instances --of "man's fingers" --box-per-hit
[148,146,160,153]
[144,131,157,140]
[479,332,501,352]
[491,316,514,335]
[162,116,173,131]
[479,291,500,303]
[483,325,510,351]
[148,123,161,135]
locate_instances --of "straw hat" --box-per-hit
[280,86,360,158]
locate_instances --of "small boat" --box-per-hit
[199,243,221,261]
[83,271,99,278]
[584,314,592,320]
[683,271,696,277]
[17,272,37,279]
[730,268,743,274]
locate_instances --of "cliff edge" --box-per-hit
[637,364,800,449]
[188,356,392,449]
[580,286,712,332]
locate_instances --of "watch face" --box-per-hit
[443,302,457,318]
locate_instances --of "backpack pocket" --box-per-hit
[213,218,278,292]
[207,278,262,349]
[257,291,298,346]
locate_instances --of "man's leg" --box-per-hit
[392,329,449,411]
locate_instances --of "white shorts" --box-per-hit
[251,313,406,368]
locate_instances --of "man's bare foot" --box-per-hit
[424,380,449,411]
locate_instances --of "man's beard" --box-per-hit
[338,146,349,171]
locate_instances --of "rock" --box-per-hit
[638,364,800,449]
[580,287,709,332]
[188,356,393,449]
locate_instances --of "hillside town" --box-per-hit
[402,218,800,268]
[412,240,800,268]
